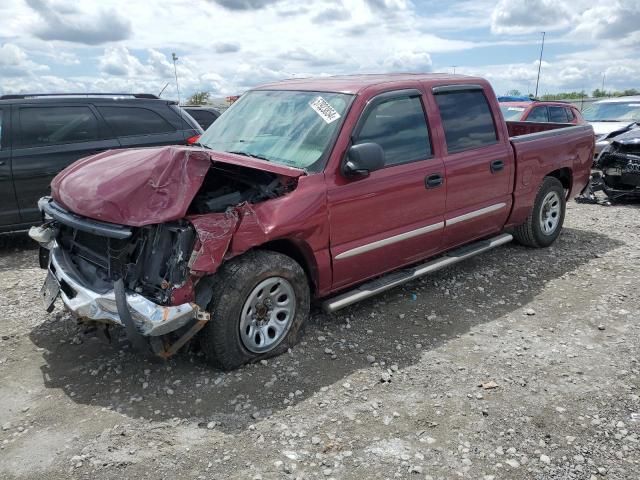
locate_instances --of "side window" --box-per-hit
[19,107,99,147]
[434,90,498,153]
[98,107,175,137]
[566,108,575,122]
[0,110,3,150]
[527,106,549,122]
[549,106,569,123]
[354,96,431,166]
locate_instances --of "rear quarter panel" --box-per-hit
[506,124,594,228]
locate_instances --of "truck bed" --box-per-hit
[506,120,573,138]
[505,123,595,228]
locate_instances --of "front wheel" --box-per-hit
[513,176,566,248]
[199,250,310,370]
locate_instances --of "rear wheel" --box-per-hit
[513,176,566,248]
[200,250,310,370]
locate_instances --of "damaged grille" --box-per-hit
[55,213,195,304]
[594,136,640,198]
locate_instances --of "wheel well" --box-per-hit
[259,239,318,293]
[546,167,572,195]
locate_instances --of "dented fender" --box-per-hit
[186,174,332,294]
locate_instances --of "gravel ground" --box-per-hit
[0,201,639,480]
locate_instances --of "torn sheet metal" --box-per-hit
[188,210,239,273]
[187,202,271,274]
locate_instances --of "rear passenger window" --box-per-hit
[526,107,549,122]
[549,106,569,123]
[565,108,575,122]
[354,96,431,166]
[19,107,99,147]
[434,90,498,153]
[98,107,175,137]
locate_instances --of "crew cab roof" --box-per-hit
[256,73,487,95]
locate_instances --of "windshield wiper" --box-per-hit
[228,150,271,162]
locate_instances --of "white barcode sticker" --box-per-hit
[309,96,341,124]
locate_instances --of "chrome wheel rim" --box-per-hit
[239,277,296,354]
[539,191,561,235]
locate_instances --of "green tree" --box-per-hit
[187,91,211,105]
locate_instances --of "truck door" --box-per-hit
[0,105,21,229]
[431,85,513,249]
[327,89,446,290]
[12,104,120,224]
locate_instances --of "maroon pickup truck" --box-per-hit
[31,74,594,369]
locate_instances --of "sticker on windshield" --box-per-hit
[309,96,341,124]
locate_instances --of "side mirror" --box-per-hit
[343,143,385,178]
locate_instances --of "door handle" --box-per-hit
[425,173,444,189]
[490,160,505,173]
[0,160,5,166]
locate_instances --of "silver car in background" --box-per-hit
[582,96,640,157]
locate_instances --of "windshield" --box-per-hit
[198,90,352,170]
[581,101,640,122]
[499,105,526,121]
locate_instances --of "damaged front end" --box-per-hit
[32,146,302,357]
[581,129,640,203]
[34,197,208,352]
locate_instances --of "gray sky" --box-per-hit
[0,0,638,98]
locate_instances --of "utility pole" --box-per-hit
[451,65,458,74]
[601,73,606,96]
[172,53,181,105]
[534,31,545,98]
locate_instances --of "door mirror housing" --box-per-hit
[343,143,385,178]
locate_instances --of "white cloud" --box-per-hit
[25,0,132,45]
[99,46,146,76]
[0,0,637,99]
[572,1,640,40]
[491,0,571,34]
[0,43,49,77]
[383,51,433,72]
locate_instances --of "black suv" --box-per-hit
[0,93,202,233]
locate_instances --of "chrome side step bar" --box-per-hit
[322,233,513,313]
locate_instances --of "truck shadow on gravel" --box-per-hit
[28,227,623,433]
[0,233,37,251]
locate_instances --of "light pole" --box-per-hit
[172,52,181,105]
[534,31,545,98]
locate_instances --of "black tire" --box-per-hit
[200,250,310,370]
[513,176,566,248]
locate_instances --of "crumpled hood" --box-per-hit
[590,121,636,138]
[51,146,304,227]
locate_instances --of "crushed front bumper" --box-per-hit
[48,245,201,336]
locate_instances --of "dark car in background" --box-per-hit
[0,93,203,233]
[181,106,221,130]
